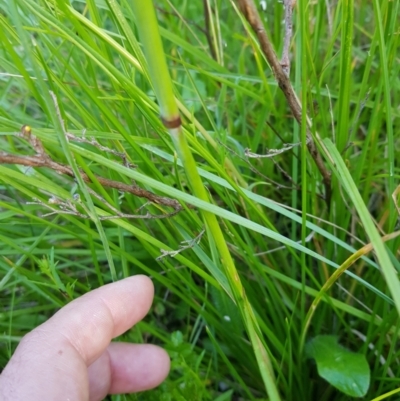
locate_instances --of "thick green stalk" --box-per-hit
[130,1,281,399]
[129,1,178,120]
[129,2,245,186]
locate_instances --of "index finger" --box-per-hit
[41,274,155,364]
[14,275,153,367]
[0,275,156,401]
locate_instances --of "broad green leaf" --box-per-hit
[306,335,370,397]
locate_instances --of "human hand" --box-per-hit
[0,275,170,401]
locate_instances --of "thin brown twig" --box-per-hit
[1,127,185,212]
[236,0,332,205]
[86,188,181,219]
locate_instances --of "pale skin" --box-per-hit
[0,275,170,401]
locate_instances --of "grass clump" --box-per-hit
[0,0,399,400]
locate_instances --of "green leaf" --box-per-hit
[306,335,370,397]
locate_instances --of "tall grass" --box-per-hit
[0,0,399,400]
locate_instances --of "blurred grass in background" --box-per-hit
[0,0,399,399]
